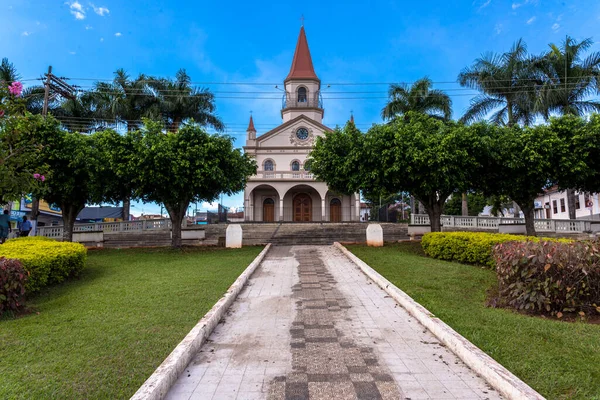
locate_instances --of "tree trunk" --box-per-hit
[30,197,40,235]
[61,203,84,242]
[165,201,189,248]
[566,189,577,220]
[520,202,537,237]
[461,192,469,216]
[423,199,444,232]
[122,198,130,221]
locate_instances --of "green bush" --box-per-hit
[0,237,87,292]
[494,240,600,316]
[421,232,569,268]
[0,257,28,316]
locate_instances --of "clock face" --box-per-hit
[296,128,309,140]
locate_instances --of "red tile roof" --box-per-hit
[285,26,319,82]
[247,115,256,132]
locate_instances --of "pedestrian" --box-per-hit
[0,210,10,244]
[18,216,32,237]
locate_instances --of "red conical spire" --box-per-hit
[285,26,319,82]
[247,115,256,132]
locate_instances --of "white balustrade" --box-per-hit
[37,218,172,238]
[410,214,591,234]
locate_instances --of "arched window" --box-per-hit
[303,160,312,171]
[297,87,307,103]
[264,198,275,205]
[291,160,300,171]
[264,159,274,171]
[330,198,342,206]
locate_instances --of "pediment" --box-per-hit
[256,115,332,148]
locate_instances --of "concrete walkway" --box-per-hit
[165,245,503,400]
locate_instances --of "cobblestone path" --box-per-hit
[165,246,502,400]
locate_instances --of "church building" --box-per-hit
[243,27,360,222]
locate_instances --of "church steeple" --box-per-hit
[246,114,256,142]
[281,26,323,124]
[285,26,319,83]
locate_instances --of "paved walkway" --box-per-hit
[165,245,503,400]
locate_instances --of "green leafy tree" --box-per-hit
[36,129,111,241]
[536,37,600,218]
[149,69,224,132]
[473,123,562,236]
[381,77,452,121]
[129,122,256,247]
[311,113,481,231]
[459,39,539,126]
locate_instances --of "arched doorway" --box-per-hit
[293,194,312,222]
[330,198,342,222]
[263,198,275,222]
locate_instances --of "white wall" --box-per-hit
[535,190,600,220]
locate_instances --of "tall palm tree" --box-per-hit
[52,92,103,133]
[149,69,224,132]
[537,36,600,118]
[537,36,600,219]
[458,39,540,126]
[91,69,158,132]
[381,77,452,121]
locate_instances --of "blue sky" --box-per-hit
[2,0,600,216]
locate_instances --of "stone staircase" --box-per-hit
[100,223,408,248]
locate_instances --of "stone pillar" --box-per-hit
[244,193,249,222]
[279,198,284,221]
[226,224,243,248]
[366,224,384,247]
[321,198,326,222]
[355,194,360,221]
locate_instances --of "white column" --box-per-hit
[355,193,360,221]
[279,198,284,221]
[244,193,249,222]
[321,198,326,221]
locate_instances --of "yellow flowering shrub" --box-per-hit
[0,237,87,292]
[421,232,571,268]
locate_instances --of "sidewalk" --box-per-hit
[165,245,502,400]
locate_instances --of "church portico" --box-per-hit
[243,26,361,224]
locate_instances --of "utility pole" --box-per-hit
[31,66,76,235]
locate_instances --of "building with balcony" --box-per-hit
[243,26,360,222]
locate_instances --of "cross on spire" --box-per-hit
[300,14,304,26]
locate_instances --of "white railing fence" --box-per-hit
[38,218,173,239]
[410,214,592,233]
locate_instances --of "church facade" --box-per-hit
[243,27,360,222]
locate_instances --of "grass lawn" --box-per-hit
[347,242,600,400]
[0,246,263,400]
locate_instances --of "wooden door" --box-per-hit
[294,194,312,222]
[263,198,275,222]
[330,199,342,222]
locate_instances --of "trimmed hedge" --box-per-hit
[0,237,87,292]
[0,258,28,316]
[421,232,570,268]
[494,240,600,316]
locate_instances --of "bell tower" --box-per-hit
[281,26,324,124]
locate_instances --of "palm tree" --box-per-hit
[381,77,452,121]
[0,58,20,84]
[537,36,600,118]
[91,69,158,132]
[537,36,600,219]
[52,92,103,133]
[458,39,539,126]
[149,69,224,132]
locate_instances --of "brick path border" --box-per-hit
[130,244,272,400]
[334,242,545,400]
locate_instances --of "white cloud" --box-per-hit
[85,25,93,30]
[100,37,104,42]
[69,51,76,55]
[527,16,536,24]
[494,23,503,34]
[114,32,122,37]
[90,4,110,16]
[66,1,86,20]
[478,0,491,10]
[21,31,31,36]
[552,23,560,31]
[512,2,521,9]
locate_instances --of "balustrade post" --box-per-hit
[449,216,455,227]
[551,220,556,232]
[410,214,414,224]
